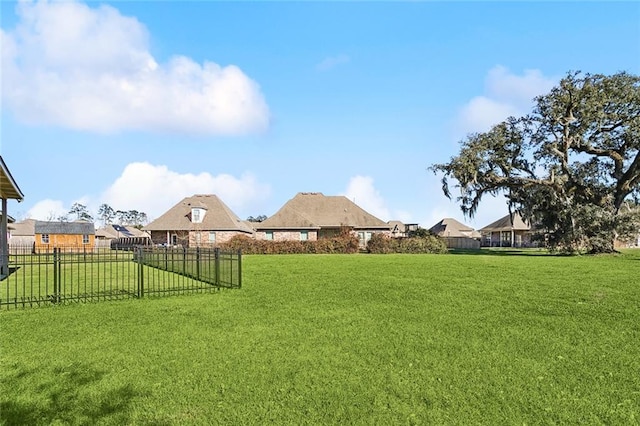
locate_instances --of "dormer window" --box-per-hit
[191,207,206,224]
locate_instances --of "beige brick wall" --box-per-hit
[189,230,251,247]
[255,230,318,241]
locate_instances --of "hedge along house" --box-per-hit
[255,192,391,248]
[478,212,536,248]
[34,221,96,253]
[1,156,24,278]
[144,194,254,248]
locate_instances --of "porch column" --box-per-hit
[1,198,8,276]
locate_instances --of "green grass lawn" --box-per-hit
[2,250,639,425]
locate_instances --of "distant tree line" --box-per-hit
[49,203,149,228]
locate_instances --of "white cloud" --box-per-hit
[342,176,392,222]
[316,54,350,72]
[26,199,68,220]
[455,65,557,137]
[100,162,271,221]
[485,66,556,104]
[1,0,269,135]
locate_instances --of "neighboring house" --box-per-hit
[8,218,36,251]
[1,214,16,253]
[388,221,420,238]
[95,224,151,249]
[479,213,536,248]
[1,214,15,233]
[144,194,254,248]
[429,218,481,249]
[34,221,96,252]
[255,192,391,248]
[1,156,24,278]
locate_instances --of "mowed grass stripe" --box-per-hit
[1,251,639,424]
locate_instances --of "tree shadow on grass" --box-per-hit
[447,248,568,257]
[1,362,146,425]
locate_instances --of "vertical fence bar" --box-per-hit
[196,247,201,281]
[137,247,144,298]
[214,248,220,287]
[53,248,60,304]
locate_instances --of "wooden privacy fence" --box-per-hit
[442,237,481,250]
[0,246,241,310]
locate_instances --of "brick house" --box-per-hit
[144,194,254,248]
[254,192,391,248]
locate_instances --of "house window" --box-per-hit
[171,234,178,246]
[191,208,206,224]
[41,234,50,244]
[209,232,216,243]
[82,234,89,244]
[195,233,201,245]
[266,231,274,241]
[300,231,308,241]
[357,232,372,247]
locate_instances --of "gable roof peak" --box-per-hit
[258,191,389,230]
[144,194,253,233]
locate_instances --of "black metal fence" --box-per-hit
[0,246,241,310]
[135,247,242,289]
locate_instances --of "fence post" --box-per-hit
[164,246,168,270]
[137,247,144,298]
[215,248,220,287]
[182,247,187,275]
[237,249,242,289]
[52,247,61,304]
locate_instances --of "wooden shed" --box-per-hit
[34,221,96,253]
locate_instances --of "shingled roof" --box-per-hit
[9,219,36,236]
[429,218,480,238]
[257,192,390,230]
[479,213,531,232]
[144,194,254,233]
[96,224,149,239]
[35,221,95,235]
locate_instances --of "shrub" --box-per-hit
[367,233,447,254]
[219,233,360,255]
[366,233,393,254]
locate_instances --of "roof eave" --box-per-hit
[0,156,25,201]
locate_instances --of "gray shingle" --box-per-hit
[35,221,95,235]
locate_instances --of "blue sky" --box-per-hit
[2,0,639,229]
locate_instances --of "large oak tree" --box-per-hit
[431,71,640,253]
